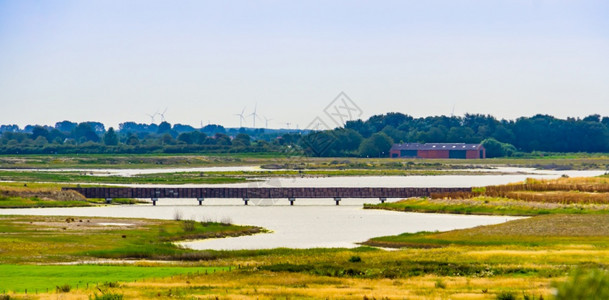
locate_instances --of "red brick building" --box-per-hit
[389,143,486,159]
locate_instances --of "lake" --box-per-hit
[0,167,602,250]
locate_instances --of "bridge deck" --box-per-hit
[64,187,471,199]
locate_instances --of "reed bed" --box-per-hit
[430,176,609,205]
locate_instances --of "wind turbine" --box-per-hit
[249,103,259,128]
[234,107,247,128]
[159,108,168,122]
[263,116,273,128]
[146,110,159,124]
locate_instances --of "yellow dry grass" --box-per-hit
[25,272,553,300]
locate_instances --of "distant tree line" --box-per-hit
[1,113,609,157]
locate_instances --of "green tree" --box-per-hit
[72,123,100,143]
[481,138,516,158]
[157,121,172,134]
[126,133,140,146]
[233,133,251,147]
[103,127,119,146]
[359,132,393,157]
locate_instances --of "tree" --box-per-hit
[447,127,476,143]
[55,121,77,133]
[213,133,232,146]
[72,123,100,143]
[31,126,50,140]
[359,132,393,157]
[481,138,516,158]
[161,133,176,145]
[233,133,251,147]
[157,122,172,134]
[126,133,140,146]
[103,127,119,146]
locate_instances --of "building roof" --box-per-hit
[391,143,484,151]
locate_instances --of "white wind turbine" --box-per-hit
[263,116,273,128]
[159,108,168,122]
[235,107,247,128]
[146,110,159,124]
[249,103,260,128]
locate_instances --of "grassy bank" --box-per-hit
[0,215,263,264]
[365,196,609,216]
[364,214,609,248]
[0,170,248,185]
[0,182,146,208]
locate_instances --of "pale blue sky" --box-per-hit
[1,0,608,129]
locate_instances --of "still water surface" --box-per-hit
[0,168,602,250]
[0,204,519,250]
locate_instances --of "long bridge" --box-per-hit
[64,187,471,205]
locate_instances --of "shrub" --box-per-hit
[496,291,516,300]
[102,281,121,288]
[182,220,196,232]
[435,279,446,289]
[554,268,609,300]
[348,256,362,263]
[56,284,71,293]
[90,292,124,300]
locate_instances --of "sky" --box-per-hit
[0,0,608,130]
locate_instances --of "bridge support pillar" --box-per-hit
[334,197,341,206]
[380,197,386,203]
[105,198,112,204]
[197,198,204,206]
[152,198,158,206]
[243,197,249,206]
[288,197,295,206]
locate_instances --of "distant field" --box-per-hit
[2,153,609,170]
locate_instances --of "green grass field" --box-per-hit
[0,264,227,293]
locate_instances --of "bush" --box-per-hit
[102,281,121,288]
[90,292,124,300]
[496,291,516,300]
[56,284,71,293]
[182,220,196,232]
[348,256,362,263]
[435,279,446,289]
[554,268,609,300]
[482,138,517,158]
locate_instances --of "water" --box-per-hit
[0,167,602,250]
[79,168,604,188]
[0,204,520,250]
